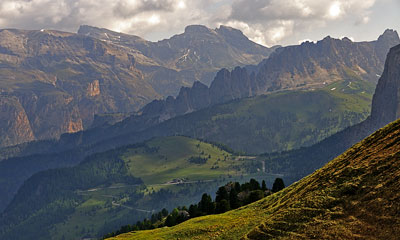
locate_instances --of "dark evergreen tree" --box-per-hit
[261,180,267,191]
[248,190,264,203]
[165,215,175,227]
[215,186,229,203]
[234,182,241,192]
[198,193,215,215]
[272,178,285,193]
[165,208,179,227]
[249,178,260,190]
[229,188,240,209]
[188,204,199,218]
[161,208,169,217]
[216,199,230,213]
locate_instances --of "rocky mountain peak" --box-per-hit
[375,29,400,62]
[341,37,353,42]
[317,35,337,45]
[378,29,400,43]
[216,25,247,39]
[77,25,97,35]
[184,25,214,34]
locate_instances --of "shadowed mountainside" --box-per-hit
[109,114,400,240]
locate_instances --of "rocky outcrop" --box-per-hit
[0,96,35,146]
[370,44,400,126]
[86,80,100,97]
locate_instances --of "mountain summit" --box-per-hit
[78,24,276,88]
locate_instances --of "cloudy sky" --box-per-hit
[0,0,399,47]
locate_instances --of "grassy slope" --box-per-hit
[123,136,238,185]
[1,136,266,240]
[157,78,374,154]
[111,118,400,240]
[49,136,245,239]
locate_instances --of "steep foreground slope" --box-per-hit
[110,118,400,240]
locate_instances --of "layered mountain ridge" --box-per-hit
[0,25,275,148]
[78,24,275,88]
[134,29,399,124]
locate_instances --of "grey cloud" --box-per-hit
[0,0,387,47]
[221,0,377,45]
[113,0,176,19]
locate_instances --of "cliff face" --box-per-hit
[0,96,35,146]
[0,28,160,147]
[370,44,400,126]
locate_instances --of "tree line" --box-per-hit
[102,178,285,238]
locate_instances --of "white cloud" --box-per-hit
[0,0,379,46]
[327,2,342,19]
[225,0,377,45]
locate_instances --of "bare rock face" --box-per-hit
[0,96,35,146]
[370,44,400,126]
[0,28,160,147]
[86,80,100,97]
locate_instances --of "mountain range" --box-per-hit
[3,28,397,155]
[0,40,399,240]
[0,25,275,148]
[0,29,398,213]
[0,21,398,240]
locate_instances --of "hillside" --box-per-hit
[0,78,373,212]
[0,136,267,240]
[138,78,373,154]
[109,116,400,240]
